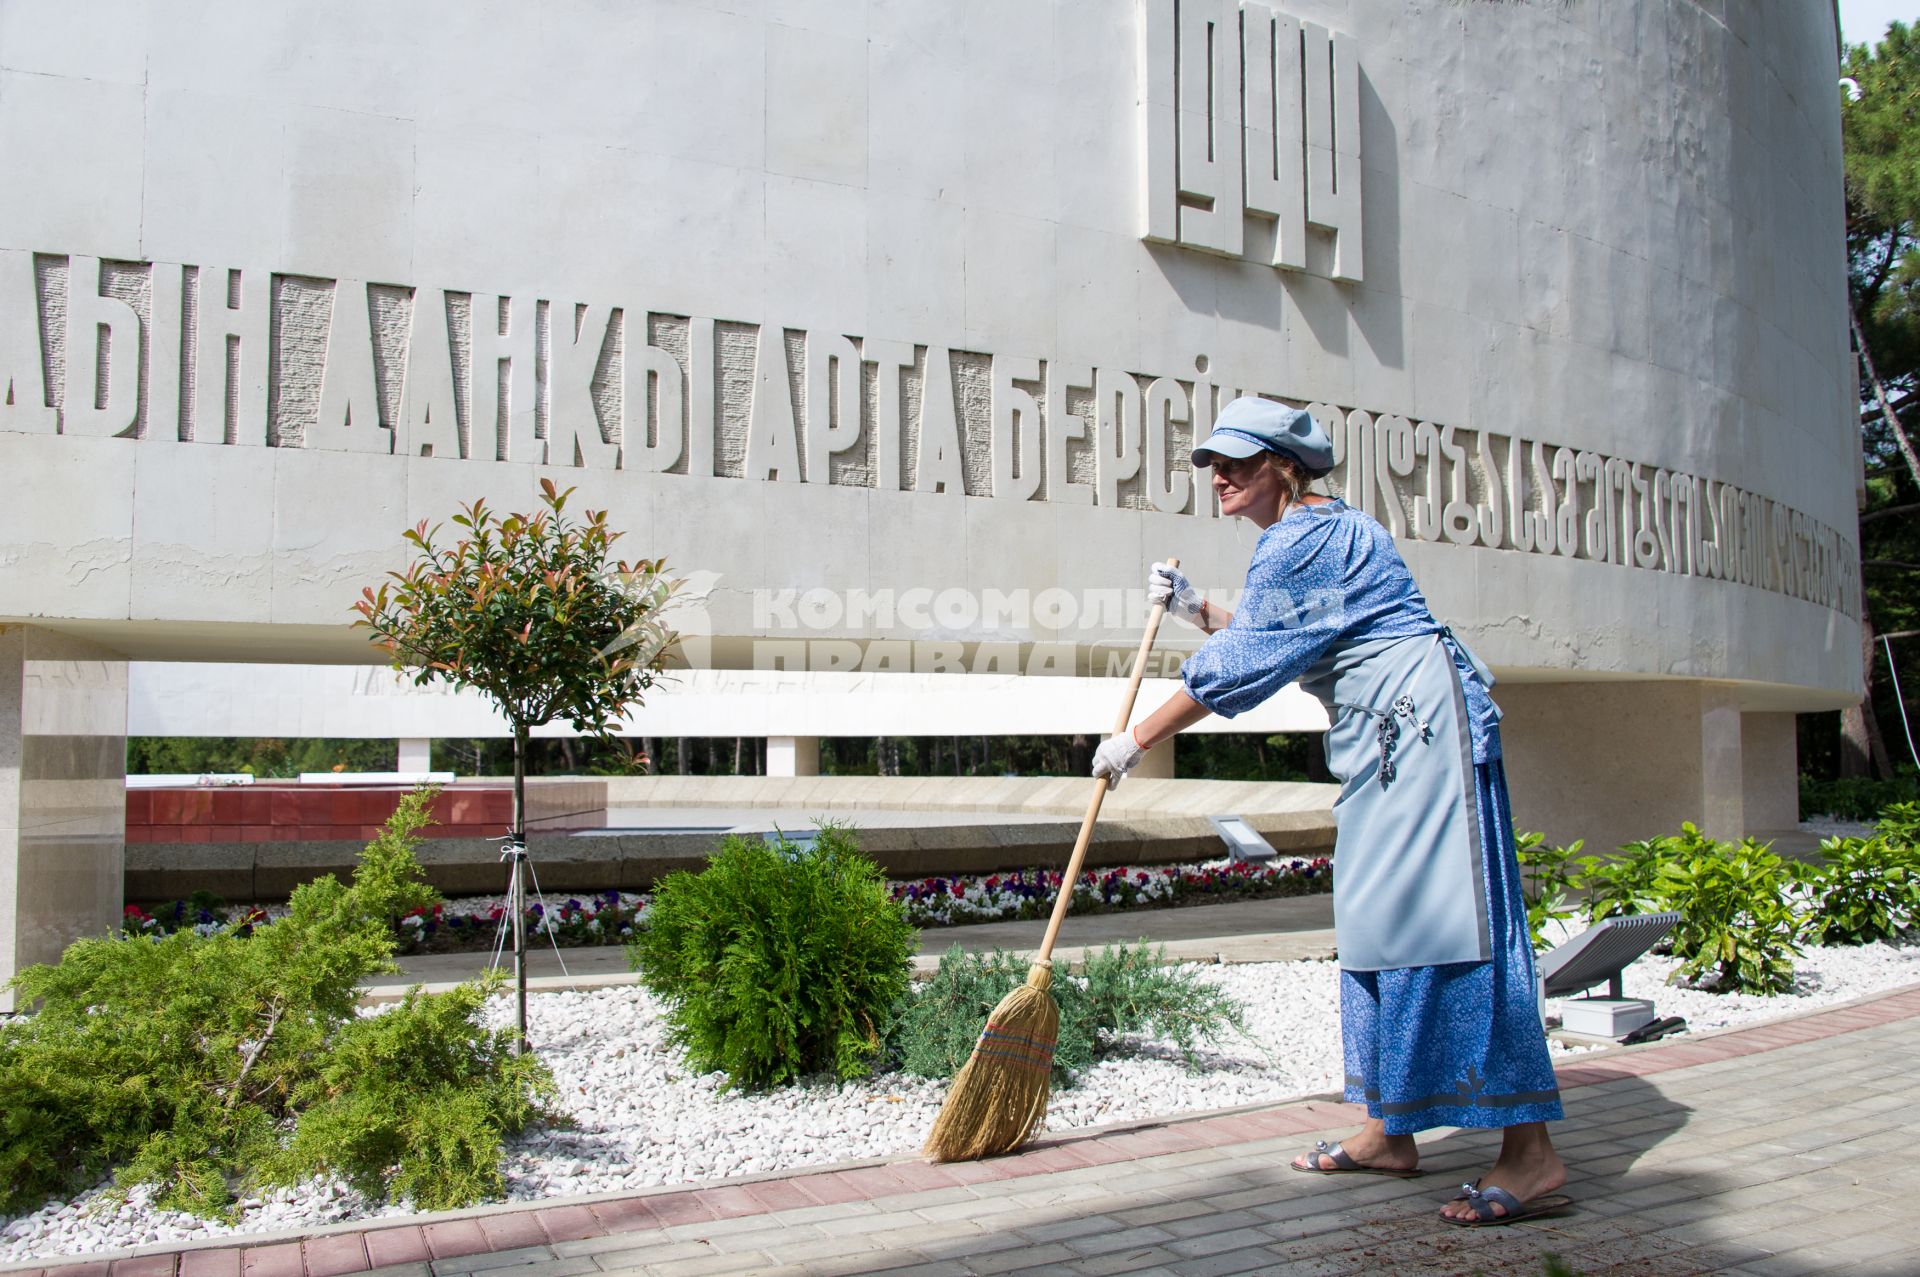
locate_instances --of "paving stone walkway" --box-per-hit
[17,983,1920,1277]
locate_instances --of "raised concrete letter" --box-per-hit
[548,303,619,469]
[471,295,539,463]
[804,331,862,483]
[915,346,965,495]
[397,287,460,458]
[992,354,1043,502]
[310,279,389,453]
[193,266,270,445]
[744,325,802,483]
[65,256,140,439]
[0,251,56,434]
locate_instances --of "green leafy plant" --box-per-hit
[627,825,915,1089]
[1793,834,1920,946]
[274,979,553,1210]
[1581,826,1709,925]
[354,478,677,1043]
[891,943,1245,1085]
[1515,831,1584,951]
[1655,837,1803,994]
[0,790,553,1218]
[1875,800,1920,846]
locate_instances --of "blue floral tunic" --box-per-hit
[1180,500,1562,1134]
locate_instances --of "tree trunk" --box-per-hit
[643,736,659,775]
[1068,733,1092,778]
[676,737,689,775]
[705,738,719,773]
[1854,303,1920,491]
[510,722,529,1053]
[1842,598,1897,779]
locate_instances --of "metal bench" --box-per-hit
[1539,911,1681,999]
[1537,912,1682,1038]
[1206,815,1279,862]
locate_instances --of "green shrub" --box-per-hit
[1876,800,1920,846]
[1515,831,1583,951]
[891,943,1245,1085]
[1799,774,1920,821]
[0,789,554,1218]
[1793,835,1920,946]
[274,979,553,1210]
[627,825,915,1088]
[1582,826,1713,925]
[894,948,1095,1082]
[1654,837,1803,994]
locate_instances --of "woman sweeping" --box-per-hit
[1091,397,1569,1227]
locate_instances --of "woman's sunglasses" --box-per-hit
[1209,453,1267,480]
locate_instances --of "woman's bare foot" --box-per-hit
[1439,1123,1566,1221]
[1290,1119,1420,1173]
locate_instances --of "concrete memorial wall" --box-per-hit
[0,0,1863,995]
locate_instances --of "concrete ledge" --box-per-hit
[124,777,1337,901]
[600,775,1339,818]
[126,816,1335,902]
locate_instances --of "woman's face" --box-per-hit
[1209,451,1287,526]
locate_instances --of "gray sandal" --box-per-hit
[1290,1139,1423,1178]
[1443,1183,1575,1226]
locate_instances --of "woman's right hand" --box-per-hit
[1148,561,1206,627]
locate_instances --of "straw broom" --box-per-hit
[923,559,1178,1162]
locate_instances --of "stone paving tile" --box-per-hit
[958,1242,1080,1274]
[107,1258,174,1277]
[303,1238,373,1277]
[178,1252,242,1277]
[588,1240,727,1272]
[239,1244,302,1277]
[474,1215,551,1255]
[1061,1247,1184,1277]
[420,1223,488,1263]
[1165,1246,1285,1277]
[535,1208,602,1244]
[362,1231,433,1269]
[433,1243,557,1273]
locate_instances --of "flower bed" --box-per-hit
[891,857,1331,928]
[121,856,1333,954]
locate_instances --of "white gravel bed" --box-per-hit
[5,940,1918,1263]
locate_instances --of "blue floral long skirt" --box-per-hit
[1339,757,1563,1135]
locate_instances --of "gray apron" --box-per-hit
[1298,631,1492,971]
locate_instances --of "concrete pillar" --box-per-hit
[1494,680,1767,854]
[766,736,820,777]
[1698,686,1745,842]
[0,627,128,1012]
[1741,711,1801,834]
[397,737,432,771]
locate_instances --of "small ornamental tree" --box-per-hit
[354,479,676,1045]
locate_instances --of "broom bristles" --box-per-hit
[923,964,1060,1162]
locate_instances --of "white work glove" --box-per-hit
[1148,561,1206,627]
[1091,729,1147,790]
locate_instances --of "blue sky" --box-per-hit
[1839,0,1916,46]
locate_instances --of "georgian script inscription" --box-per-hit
[1140,0,1362,280]
[0,249,1860,618]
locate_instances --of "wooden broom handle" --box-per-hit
[1033,558,1179,964]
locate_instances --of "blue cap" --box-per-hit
[1190,398,1334,474]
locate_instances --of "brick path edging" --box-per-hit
[16,980,1920,1277]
